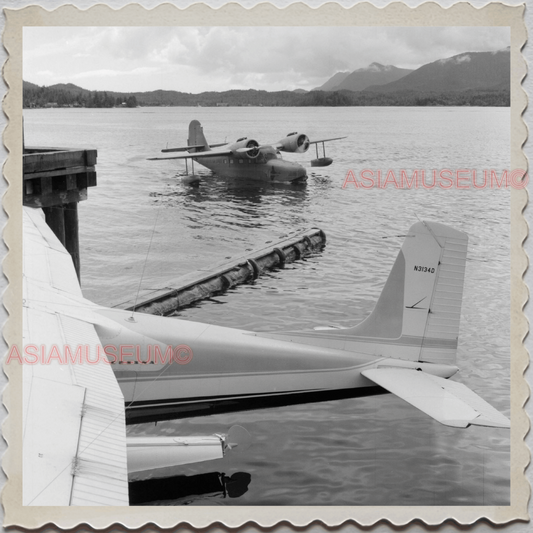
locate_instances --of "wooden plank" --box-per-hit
[23,149,97,174]
[85,150,97,166]
[23,165,95,181]
[24,146,84,154]
[23,151,86,173]
[87,171,97,187]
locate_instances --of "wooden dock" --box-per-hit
[23,147,97,281]
[116,228,326,316]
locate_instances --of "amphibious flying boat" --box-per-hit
[21,206,510,506]
[148,120,346,184]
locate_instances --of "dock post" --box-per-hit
[64,202,81,281]
[23,147,97,284]
[43,205,66,246]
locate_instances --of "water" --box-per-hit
[24,106,510,506]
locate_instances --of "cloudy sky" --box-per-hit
[23,26,510,93]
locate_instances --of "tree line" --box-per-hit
[23,81,509,109]
[301,89,510,107]
[24,84,138,108]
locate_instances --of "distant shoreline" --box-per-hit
[23,82,510,109]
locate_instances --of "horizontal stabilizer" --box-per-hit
[362,368,510,429]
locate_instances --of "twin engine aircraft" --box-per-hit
[148,119,346,184]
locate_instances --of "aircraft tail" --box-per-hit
[336,222,468,364]
[187,120,210,152]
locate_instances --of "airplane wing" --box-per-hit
[148,149,234,161]
[23,207,129,506]
[269,137,347,150]
[22,207,246,505]
[361,368,510,429]
[308,136,347,145]
[161,142,227,153]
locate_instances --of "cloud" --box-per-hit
[71,66,160,81]
[23,26,510,93]
[439,54,472,65]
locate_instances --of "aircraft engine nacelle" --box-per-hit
[277,133,310,153]
[231,138,260,159]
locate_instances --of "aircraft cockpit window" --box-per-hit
[237,137,247,142]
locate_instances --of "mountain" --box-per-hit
[331,63,413,92]
[23,49,511,111]
[23,80,41,91]
[48,82,92,95]
[314,71,351,91]
[364,48,510,93]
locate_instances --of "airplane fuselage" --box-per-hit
[191,149,307,184]
[94,307,457,424]
[150,121,349,183]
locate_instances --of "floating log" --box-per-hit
[23,146,98,281]
[118,228,326,316]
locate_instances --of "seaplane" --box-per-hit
[148,119,346,184]
[21,206,510,506]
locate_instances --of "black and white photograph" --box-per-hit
[3,1,529,529]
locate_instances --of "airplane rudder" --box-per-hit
[406,222,468,364]
[188,119,209,151]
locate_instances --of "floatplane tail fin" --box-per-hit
[187,119,210,152]
[305,221,508,428]
[323,221,509,428]
[320,221,468,365]
[150,120,227,159]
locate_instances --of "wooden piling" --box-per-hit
[23,147,97,282]
[117,228,326,316]
[64,202,81,280]
[43,205,65,245]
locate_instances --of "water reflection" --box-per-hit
[158,170,310,206]
[129,471,251,505]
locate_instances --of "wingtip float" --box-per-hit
[148,119,347,184]
[127,425,251,474]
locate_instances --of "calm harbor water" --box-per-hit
[24,106,510,506]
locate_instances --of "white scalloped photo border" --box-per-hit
[2,2,528,529]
